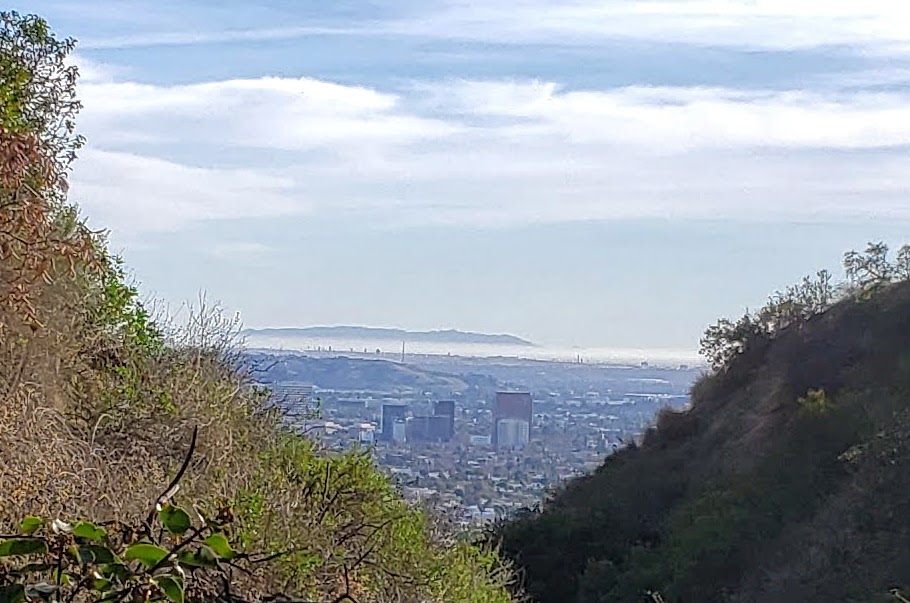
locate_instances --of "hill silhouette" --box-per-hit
[497,277,910,602]
[243,326,536,347]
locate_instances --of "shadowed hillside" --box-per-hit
[497,258,910,602]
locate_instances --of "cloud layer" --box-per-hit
[23,0,910,348]
[71,71,910,234]
[72,0,910,54]
[398,0,910,52]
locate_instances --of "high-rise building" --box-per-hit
[492,392,532,447]
[406,414,452,443]
[434,400,456,440]
[496,418,530,448]
[391,419,407,443]
[380,404,408,442]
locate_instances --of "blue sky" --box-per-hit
[18,0,910,351]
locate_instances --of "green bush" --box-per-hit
[798,388,830,414]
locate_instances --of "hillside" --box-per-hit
[0,13,513,603]
[246,352,472,392]
[497,280,910,602]
[243,326,536,347]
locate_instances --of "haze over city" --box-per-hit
[20,0,910,351]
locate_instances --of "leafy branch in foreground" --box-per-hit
[0,426,452,603]
[0,431,243,603]
[0,508,233,603]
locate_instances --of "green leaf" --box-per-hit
[100,563,130,582]
[0,539,48,557]
[159,505,192,536]
[198,545,219,564]
[201,533,234,560]
[91,578,112,593]
[0,585,25,603]
[18,517,43,536]
[72,521,106,542]
[71,545,118,565]
[24,583,57,601]
[70,545,91,566]
[86,545,117,564]
[176,547,218,568]
[153,576,184,603]
[49,569,70,586]
[17,563,53,575]
[124,543,169,568]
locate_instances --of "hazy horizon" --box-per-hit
[244,333,703,367]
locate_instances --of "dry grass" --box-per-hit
[0,12,517,601]
[0,152,514,603]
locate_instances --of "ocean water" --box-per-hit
[243,334,702,367]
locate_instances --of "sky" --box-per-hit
[17,0,910,352]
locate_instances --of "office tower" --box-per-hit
[492,392,532,447]
[391,419,407,443]
[434,400,456,440]
[381,404,407,442]
[407,414,452,443]
[496,418,530,448]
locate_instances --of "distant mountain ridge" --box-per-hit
[242,326,536,347]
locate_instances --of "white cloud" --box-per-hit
[432,81,910,150]
[397,0,910,52]
[78,77,456,151]
[71,149,304,233]
[336,148,910,228]
[68,70,910,236]
[70,0,910,54]
[66,53,122,83]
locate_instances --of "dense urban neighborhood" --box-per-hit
[250,349,698,525]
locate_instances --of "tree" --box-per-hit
[0,11,99,333]
[699,313,767,372]
[0,10,83,202]
[796,269,835,312]
[844,242,893,292]
[757,270,835,335]
[0,11,157,348]
[895,245,910,282]
[701,270,837,373]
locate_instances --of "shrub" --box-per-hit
[798,388,830,414]
[0,437,247,603]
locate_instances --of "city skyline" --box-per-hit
[18,0,910,350]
